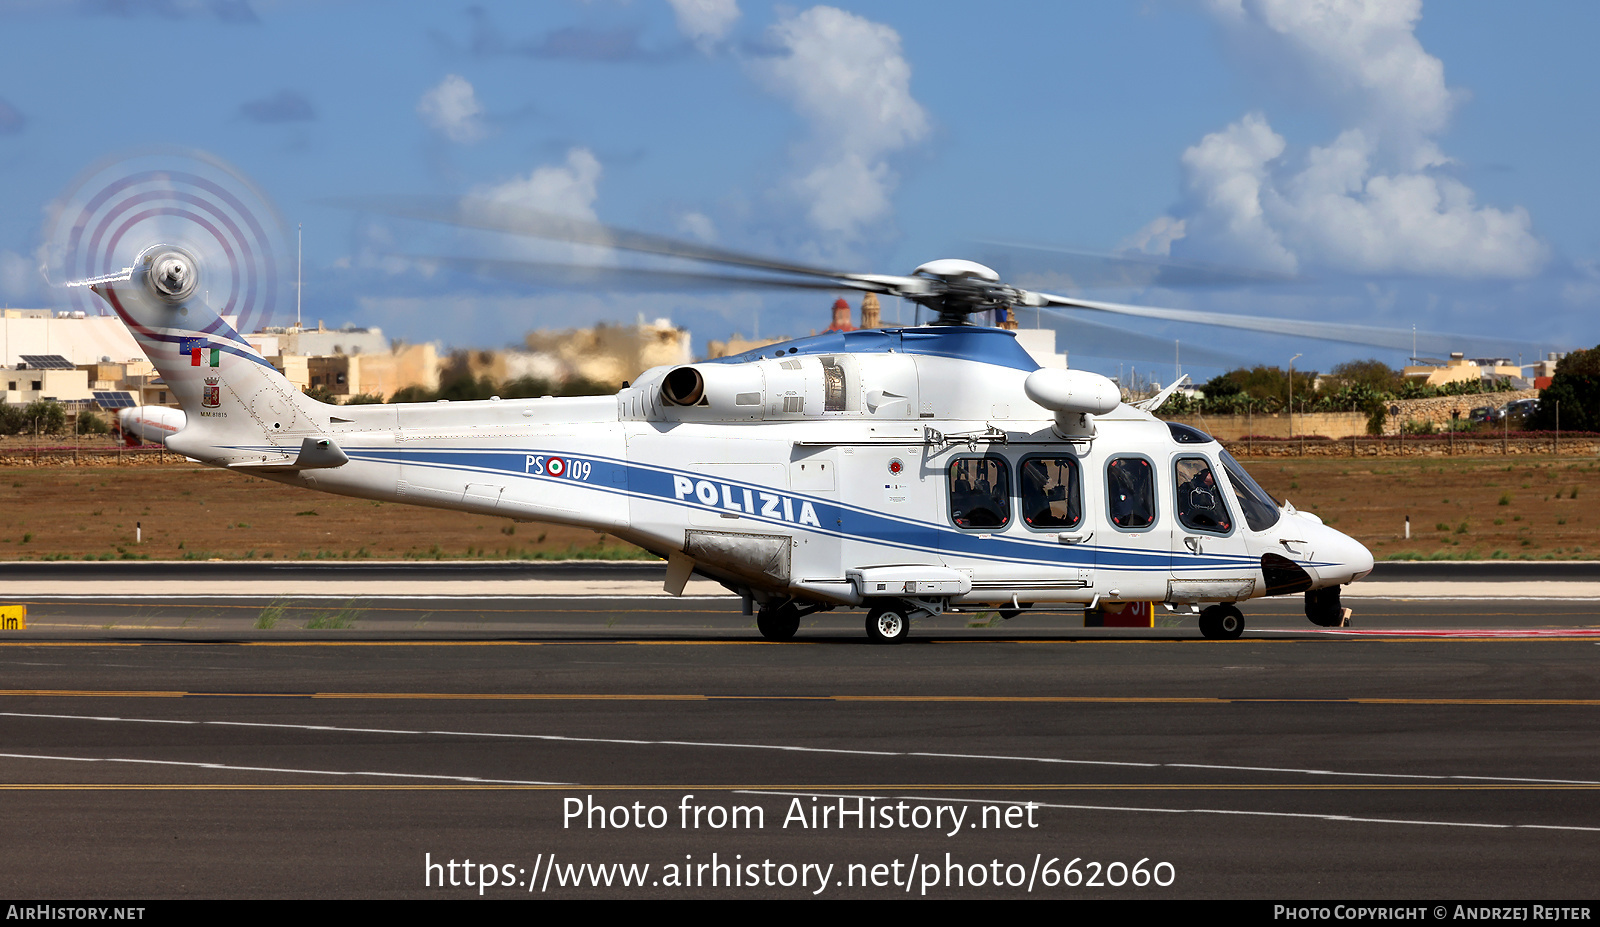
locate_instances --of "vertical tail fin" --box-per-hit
[87,245,329,465]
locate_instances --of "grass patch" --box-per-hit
[255,599,288,630]
[304,600,362,630]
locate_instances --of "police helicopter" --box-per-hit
[71,199,1377,644]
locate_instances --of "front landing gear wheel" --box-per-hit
[1198,604,1245,640]
[756,604,801,641]
[865,604,910,644]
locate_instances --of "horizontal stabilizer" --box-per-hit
[229,437,349,472]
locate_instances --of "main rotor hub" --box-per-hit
[911,259,1000,283]
[143,246,198,303]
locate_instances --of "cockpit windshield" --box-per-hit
[1219,449,1280,532]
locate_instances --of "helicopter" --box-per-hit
[73,201,1376,644]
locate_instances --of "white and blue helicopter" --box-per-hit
[74,204,1375,643]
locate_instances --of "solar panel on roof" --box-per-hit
[92,391,136,409]
[19,354,74,369]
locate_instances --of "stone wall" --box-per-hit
[1167,411,1367,439]
[1222,434,1598,459]
[1167,388,1541,440]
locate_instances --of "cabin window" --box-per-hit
[948,456,1010,529]
[1106,456,1156,530]
[1020,456,1081,529]
[1219,449,1281,532]
[1174,456,1232,534]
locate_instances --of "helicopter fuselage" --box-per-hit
[93,249,1374,641]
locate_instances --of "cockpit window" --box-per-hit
[1174,457,1232,534]
[1106,456,1155,530]
[1166,422,1216,444]
[1219,449,1280,532]
[1020,456,1081,529]
[949,457,1010,529]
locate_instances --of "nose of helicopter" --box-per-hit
[1316,524,1374,586]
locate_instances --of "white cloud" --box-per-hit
[471,148,608,265]
[477,147,603,221]
[749,6,929,240]
[417,74,487,144]
[1208,0,1455,169]
[677,211,717,242]
[1140,1,1547,279]
[667,0,740,50]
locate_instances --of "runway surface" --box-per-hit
[0,563,1596,899]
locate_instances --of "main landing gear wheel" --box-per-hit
[1198,604,1244,640]
[865,604,910,644]
[756,604,801,641]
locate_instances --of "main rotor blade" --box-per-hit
[413,255,888,294]
[1033,313,1249,369]
[334,195,904,288]
[1035,293,1539,356]
[978,241,1304,290]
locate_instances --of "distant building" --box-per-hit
[706,333,788,359]
[1,360,91,405]
[860,293,882,329]
[254,321,391,357]
[0,308,144,367]
[251,322,440,400]
[296,343,441,399]
[453,317,693,390]
[1404,352,1526,388]
[1013,328,1067,370]
[823,298,856,333]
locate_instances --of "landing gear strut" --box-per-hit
[1198,603,1244,640]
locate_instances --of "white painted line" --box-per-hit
[737,790,1600,832]
[3,711,1592,786]
[0,751,566,786]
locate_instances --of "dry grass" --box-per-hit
[0,464,648,561]
[1,456,1595,561]
[1243,456,1600,560]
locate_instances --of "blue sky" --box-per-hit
[1,0,1596,381]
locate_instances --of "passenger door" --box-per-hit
[1168,454,1257,601]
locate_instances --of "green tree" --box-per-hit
[342,393,385,405]
[387,385,435,403]
[22,400,65,435]
[1327,359,1403,394]
[1530,346,1600,431]
[76,411,111,435]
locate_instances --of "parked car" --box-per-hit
[1494,398,1540,423]
[1468,406,1494,424]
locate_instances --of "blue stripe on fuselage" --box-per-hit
[284,443,1299,574]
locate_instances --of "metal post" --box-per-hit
[1288,354,1301,441]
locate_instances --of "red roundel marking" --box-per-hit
[547,457,567,477]
[888,458,904,476]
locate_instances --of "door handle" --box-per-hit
[1183,536,1202,554]
[1057,531,1094,545]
